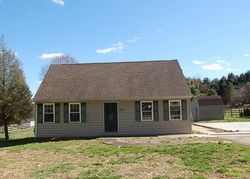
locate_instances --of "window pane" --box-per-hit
[141,102,153,121]
[142,102,152,111]
[70,104,80,113]
[44,114,54,122]
[142,111,152,121]
[70,113,80,122]
[170,101,180,106]
[45,105,53,113]
[170,101,181,120]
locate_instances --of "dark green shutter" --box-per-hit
[135,101,141,121]
[182,100,187,120]
[81,102,86,123]
[64,103,69,123]
[37,104,43,123]
[163,100,169,121]
[153,101,159,121]
[55,103,60,123]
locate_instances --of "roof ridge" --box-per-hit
[51,59,178,66]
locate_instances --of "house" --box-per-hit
[192,96,225,121]
[33,60,192,138]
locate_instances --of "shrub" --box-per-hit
[240,111,244,117]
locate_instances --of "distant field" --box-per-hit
[224,108,244,118]
[0,129,250,178]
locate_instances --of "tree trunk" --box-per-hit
[4,120,9,140]
[3,109,9,140]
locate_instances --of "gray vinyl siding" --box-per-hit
[191,99,225,121]
[37,102,104,137]
[199,105,224,121]
[119,100,191,135]
[36,99,192,138]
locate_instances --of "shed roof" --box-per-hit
[198,96,224,106]
[34,60,192,102]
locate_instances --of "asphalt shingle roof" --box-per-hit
[34,60,192,102]
[198,96,225,106]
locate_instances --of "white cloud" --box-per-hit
[96,42,124,54]
[192,60,207,65]
[52,0,64,6]
[156,28,162,32]
[216,59,231,66]
[37,80,42,84]
[226,68,233,72]
[244,54,250,57]
[128,36,139,43]
[39,53,64,59]
[201,63,224,71]
[193,57,239,72]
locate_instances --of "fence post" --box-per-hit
[231,109,233,117]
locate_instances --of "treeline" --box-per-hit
[186,71,250,106]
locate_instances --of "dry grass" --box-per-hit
[0,129,250,179]
[100,135,223,146]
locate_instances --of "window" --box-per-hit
[69,103,81,122]
[169,100,182,120]
[141,101,153,121]
[43,104,55,123]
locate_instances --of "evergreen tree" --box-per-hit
[0,37,32,140]
[186,78,200,96]
[245,82,250,104]
[207,88,217,96]
[224,82,235,105]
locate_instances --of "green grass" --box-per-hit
[0,127,34,139]
[31,163,75,178]
[79,168,121,179]
[0,129,250,178]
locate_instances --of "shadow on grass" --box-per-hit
[0,137,38,148]
[0,136,99,149]
[0,133,168,149]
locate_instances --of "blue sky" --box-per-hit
[0,0,250,95]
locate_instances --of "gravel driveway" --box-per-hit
[218,134,250,146]
[196,122,250,132]
[193,122,250,146]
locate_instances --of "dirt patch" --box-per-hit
[101,135,226,146]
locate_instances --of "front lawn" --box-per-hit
[0,129,250,178]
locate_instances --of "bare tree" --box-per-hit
[40,54,78,79]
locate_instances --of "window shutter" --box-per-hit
[135,101,141,122]
[163,100,169,121]
[153,101,159,121]
[182,100,187,120]
[55,103,60,123]
[81,103,86,123]
[37,104,43,123]
[64,103,69,123]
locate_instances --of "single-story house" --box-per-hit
[192,96,225,121]
[33,60,192,138]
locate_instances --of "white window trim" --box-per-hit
[140,101,154,121]
[69,103,81,123]
[43,103,55,123]
[169,100,182,121]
